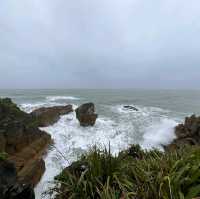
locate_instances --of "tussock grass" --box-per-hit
[51,145,200,199]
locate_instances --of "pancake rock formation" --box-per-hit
[75,103,98,126]
[31,105,73,127]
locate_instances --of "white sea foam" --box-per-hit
[111,104,178,151]
[141,118,178,150]
[46,96,80,101]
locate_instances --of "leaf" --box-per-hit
[185,184,200,199]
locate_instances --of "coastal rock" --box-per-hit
[0,98,51,187]
[0,159,35,199]
[123,105,138,111]
[166,115,200,150]
[31,105,73,127]
[75,103,98,126]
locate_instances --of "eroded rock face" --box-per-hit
[75,103,98,126]
[0,98,51,188]
[166,115,200,150]
[0,159,35,199]
[31,105,73,127]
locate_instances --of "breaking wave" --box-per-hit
[141,118,177,150]
[112,104,178,150]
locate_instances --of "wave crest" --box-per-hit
[141,118,177,150]
[46,96,80,101]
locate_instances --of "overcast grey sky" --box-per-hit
[0,0,200,89]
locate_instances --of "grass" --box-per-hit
[49,145,200,199]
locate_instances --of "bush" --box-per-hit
[52,145,200,199]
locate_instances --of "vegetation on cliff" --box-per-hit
[52,145,200,199]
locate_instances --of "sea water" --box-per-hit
[1,89,200,199]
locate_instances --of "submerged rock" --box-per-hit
[0,159,35,199]
[75,103,98,126]
[0,98,51,188]
[31,105,73,127]
[123,105,138,111]
[166,115,200,150]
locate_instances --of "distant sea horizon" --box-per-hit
[1,88,200,90]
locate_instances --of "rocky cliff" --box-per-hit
[0,98,51,188]
[0,158,35,199]
[166,114,200,150]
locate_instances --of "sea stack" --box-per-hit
[75,103,98,126]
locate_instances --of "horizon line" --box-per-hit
[0,88,200,91]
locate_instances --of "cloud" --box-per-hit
[0,0,200,88]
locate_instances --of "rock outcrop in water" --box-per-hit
[123,105,138,111]
[75,103,98,126]
[0,98,51,195]
[31,105,73,127]
[0,159,35,199]
[166,115,200,150]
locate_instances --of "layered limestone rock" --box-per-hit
[31,105,73,127]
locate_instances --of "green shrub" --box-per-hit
[52,145,200,199]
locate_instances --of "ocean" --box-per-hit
[1,89,200,199]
